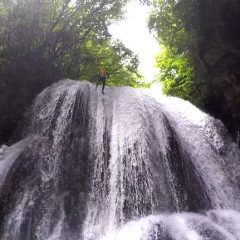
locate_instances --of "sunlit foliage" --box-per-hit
[148,0,203,103]
[156,46,200,103]
[0,0,143,143]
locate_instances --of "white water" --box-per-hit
[0,137,33,188]
[0,80,239,240]
[101,210,240,240]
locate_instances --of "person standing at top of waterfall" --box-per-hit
[96,68,109,94]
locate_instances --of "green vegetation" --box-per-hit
[0,0,144,144]
[2,0,239,144]
[148,0,203,103]
[148,0,240,142]
[155,46,200,104]
[78,39,143,87]
[0,0,142,85]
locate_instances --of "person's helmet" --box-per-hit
[99,67,107,74]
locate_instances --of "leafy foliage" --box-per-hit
[0,0,143,144]
[148,0,203,102]
[0,0,140,81]
[156,46,199,102]
[75,39,143,87]
[149,0,240,143]
[149,0,199,52]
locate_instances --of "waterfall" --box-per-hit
[0,79,239,240]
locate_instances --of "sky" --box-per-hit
[108,1,160,82]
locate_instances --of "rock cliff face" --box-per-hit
[197,0,240,144]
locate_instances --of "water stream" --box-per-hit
[0,80,239,240]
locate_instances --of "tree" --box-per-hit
[0,0,143,144]
[148,0,204,103]
[156,46,200,104]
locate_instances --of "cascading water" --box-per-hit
[0,79,239,240]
